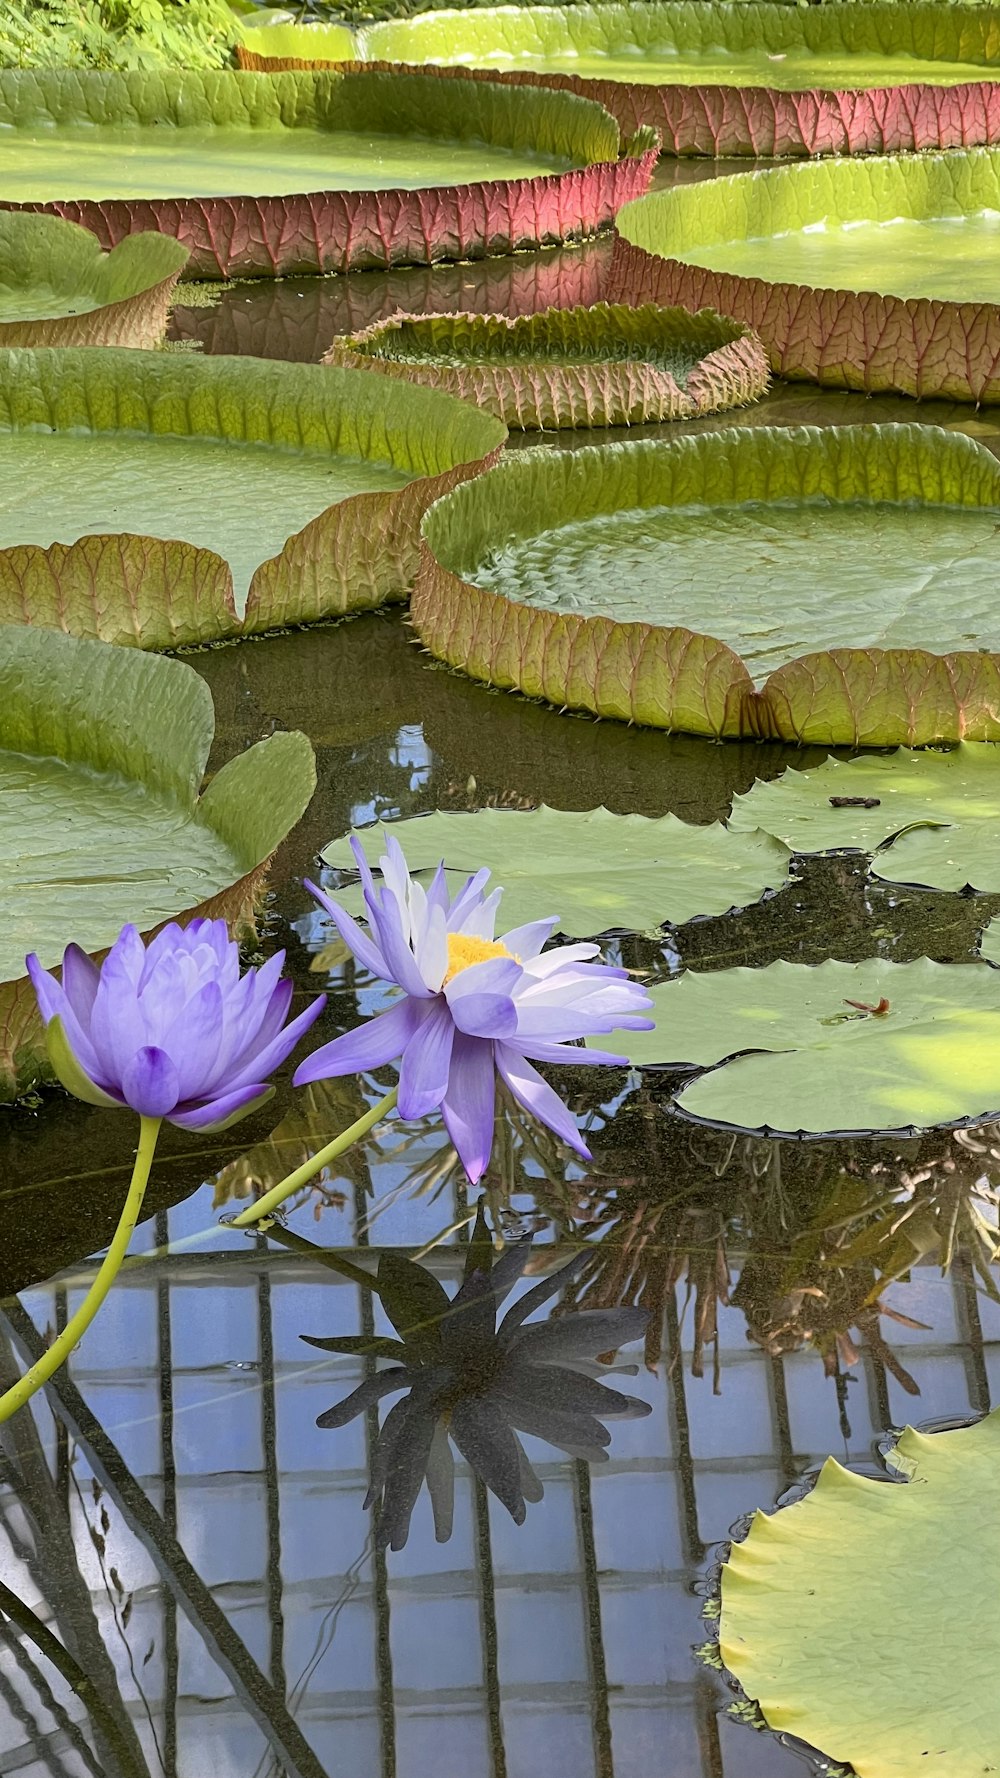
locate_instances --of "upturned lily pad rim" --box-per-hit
[0,344,506,651]
[0,622,318,977]
[412,420,1000,747]
[0,213,188,324]
[263,1,1000,93]
[0,65,621,183]
[323,300,770,428]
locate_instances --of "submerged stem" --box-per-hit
[0,1115,161,1425]
[230,1086,399,1229]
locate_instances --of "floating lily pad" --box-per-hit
[0,213,187,347]
[597,959,1000,1135]
[614,147,1000,403]
[320,806,792,935]
[323,302,768,429]
[411,422,1000,747]
[0,624,316,1098]
[980,914,1000,965]
[731,742,1000,892]
[721,1411,1000,1777]
[0,346,505,650]
[0,67,653,279]
[242,2,1000,160]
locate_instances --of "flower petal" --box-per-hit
[494,1045,589,1161]
[440,1032,496,1184]
[293,997,418,1086]
[44,1015,121,1109]
[497,917,558,959]
[398,1000,455,1120]
[315,1367,412,1429]
[449,1397,526,1524]
[169,1082,275,1133]
[309,878,391,980]
[445,957,520,1038]
[509,1308,649,1363]
[60,944,100,1026]
[425,1420,456,1544]
[120,1046,181,1117]
[225,991,326,1091]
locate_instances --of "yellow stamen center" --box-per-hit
[443,933,517,985]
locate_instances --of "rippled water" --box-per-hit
[3,178,999,1778]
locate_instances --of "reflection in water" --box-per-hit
[293,1213,650,1550]
[10,214,1000,1770]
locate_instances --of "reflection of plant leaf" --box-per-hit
[731,741,1000,892]
[377,1252,450,1350]
[321,805,791,934]
[596,959,1000,1135]
[300,1334,405,1357]
[464,1202,494,1283]
[721,1411,1000,1778]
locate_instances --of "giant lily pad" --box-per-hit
[598,959,1000,1135]
[320,806,792,934]
[730,742,1000,893]
[0,346,505,650]
[410,422,1000,747]
[0,213,187,348]
[721,1411,1000,1777]
[0,624,316,1099]
[614,147,1000,403]
[0,68,654,279]
[323,302,768,429]
[243,2,1000,160]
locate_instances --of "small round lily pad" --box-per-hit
[324,303,769,430]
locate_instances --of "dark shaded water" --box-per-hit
[3,198,1000,1778]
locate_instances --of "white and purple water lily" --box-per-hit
[27,920,325,1132]
[293,835,654,1182]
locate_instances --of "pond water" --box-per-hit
[4,173,1000,1778]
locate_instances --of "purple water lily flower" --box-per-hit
[294,835,654,1182]
[302,1221,651,1550]
[27,920,325,1131]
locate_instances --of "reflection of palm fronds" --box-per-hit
[210,1081,363,1215]
[538,1091,1000,1392]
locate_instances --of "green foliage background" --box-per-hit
[0,0,237,69]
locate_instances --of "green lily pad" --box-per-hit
[0,68,644,279]
[731,742,1000,892]
[0,346,504,650]
[320,806,792,935]
[237,16,356,63]
[0,213,188,347]
[613,146,1000,402]
[721,1410,1000,1777]
[0,623,316,1099]
[358,1,998,94]
[324,302,769,430]
[411,422,1000,747]
[595,959,1000,1134]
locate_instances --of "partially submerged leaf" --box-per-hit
[595,958,1000,1135]
[0,346,504,648]
[721,1411,1000,1777]
[0,67,650,278]
[320,806,792,935]
[325,302,769,429]
[0,625,316,1097]
[613,146,1000,401]
[0,213,187,347]
[731,742,1000,891]
[411,423,1000,746]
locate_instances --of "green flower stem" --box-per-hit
[229,1086,399,1229]
[0,1114,161,1426]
